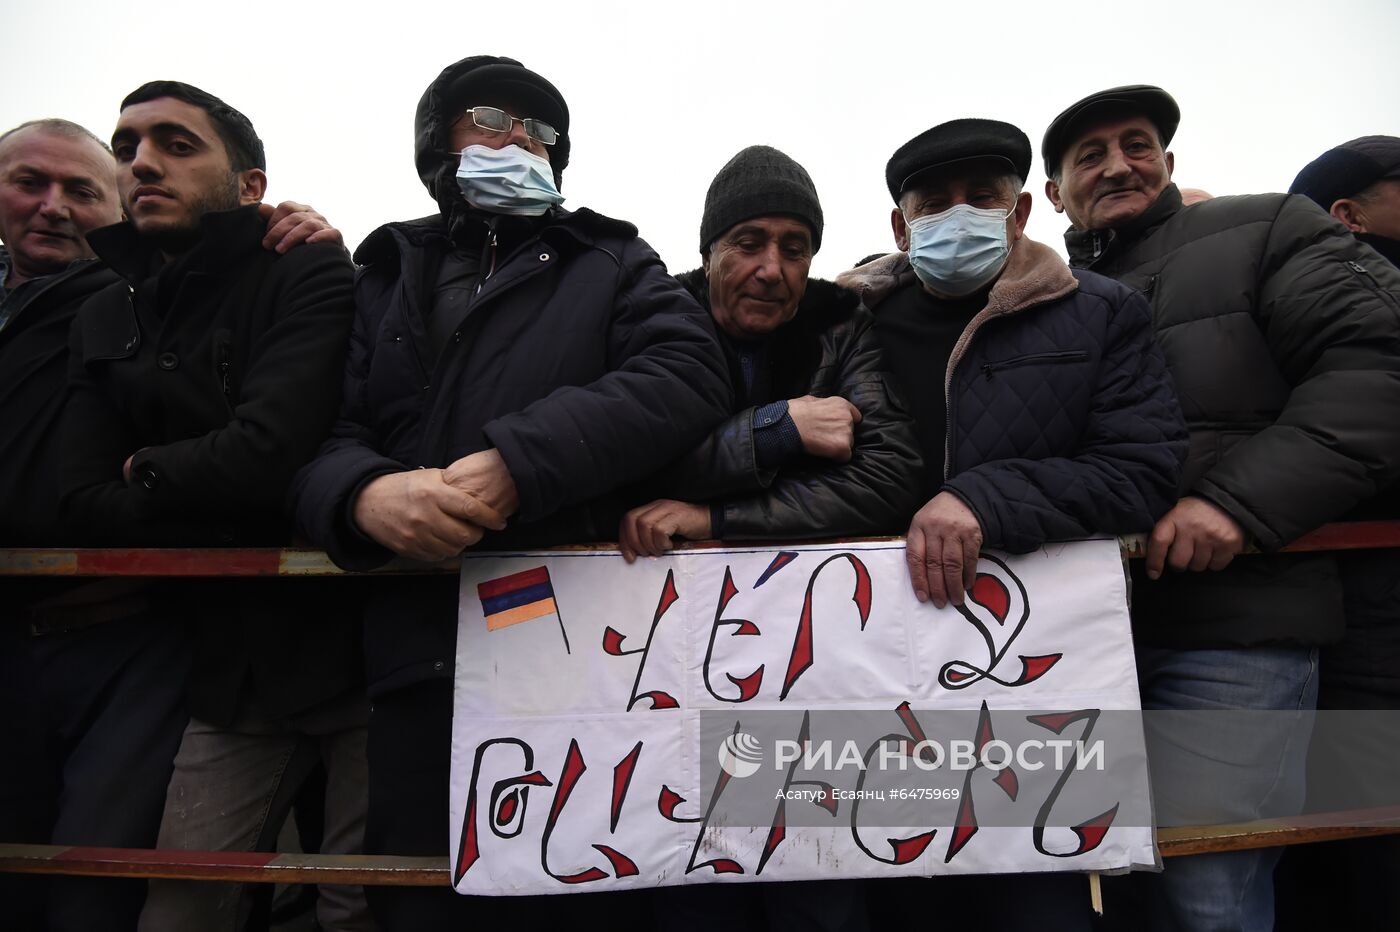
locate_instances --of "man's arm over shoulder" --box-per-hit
[123,244,355,519]
[719,307,925,539]
[945,281,1189,552]
[483,235,733,520]
[1198,195,1400,549]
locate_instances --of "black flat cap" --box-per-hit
[1290,136,1400,210]
[885,118,1032,203]
[1041,85,1180,177]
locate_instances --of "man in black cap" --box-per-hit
[1293,135,1400,265]
[1043,86,1400,932]
[618,145,921,561]
[1276,136,1400,932]
[292,55,730,928]
[839,118,1185,612]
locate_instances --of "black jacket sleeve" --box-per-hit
[62,245,353,543]
[1192,196,1400,549]
[483,236,733,521]
[291,268,409,571]
[945,289,1189,552]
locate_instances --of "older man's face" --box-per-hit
[704,216,812,340]
[1046,114,1174,230]
[0,126,120,288]
[1341,179,1400,241]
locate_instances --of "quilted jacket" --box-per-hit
[1068,185,1400,648]
[838,235,1187,553]
[641,269,923,539]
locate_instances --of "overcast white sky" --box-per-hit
[4,0,1398,278]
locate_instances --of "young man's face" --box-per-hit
[0,127,120,287]
[110,97,256,245]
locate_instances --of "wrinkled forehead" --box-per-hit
[0,126,115,180]
[719,214,814,243]
[1062,107,1163,155]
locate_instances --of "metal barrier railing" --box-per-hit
[4,520,1400,577]
[3,520,1397,886]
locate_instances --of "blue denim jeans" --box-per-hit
[1134,645,1318,932]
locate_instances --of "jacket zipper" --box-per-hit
[213,330,235,415]
[1346,259,1400,316]
[981,350,1089,379]
[477,228,499,292]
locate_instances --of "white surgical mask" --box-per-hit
[455,144,564,216]
[906,203,1012,297]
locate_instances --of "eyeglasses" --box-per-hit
[455,107,558,146]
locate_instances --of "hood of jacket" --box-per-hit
[414,55,573,229]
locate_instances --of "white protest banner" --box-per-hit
[450,538,1157,895]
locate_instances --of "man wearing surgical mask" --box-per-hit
[839,118,1185,623]
[837,118,1186,929]
[293,55,730,929]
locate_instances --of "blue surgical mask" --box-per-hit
[455,144,564,217]
[905,203,1012,297]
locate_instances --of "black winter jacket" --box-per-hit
[62,205,362,723]
[292,211,731,694]
[63,206,354,545]
[1067,185,1400,648]
[645,269,922,538]
[0,255,118,545]
[839,236,1187,553]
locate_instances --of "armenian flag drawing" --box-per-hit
[476,565,571,652]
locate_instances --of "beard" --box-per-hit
[138,175,243,254]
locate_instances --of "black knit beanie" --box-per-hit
[699,145,823,254]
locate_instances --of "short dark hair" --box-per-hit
[120,81,265,172]
[0,118,113,157]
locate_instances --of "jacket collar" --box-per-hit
[1064,183,1183,268]
[354,206,637,268]
[85,203,266,284]
[941,235,1079,397]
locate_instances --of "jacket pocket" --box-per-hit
[80,286,140,363]
[980,350,1089,379]
[1346,260,1400,316]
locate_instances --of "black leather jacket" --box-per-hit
[644,269,923,539]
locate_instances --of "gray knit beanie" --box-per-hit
[699,145,824,254]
